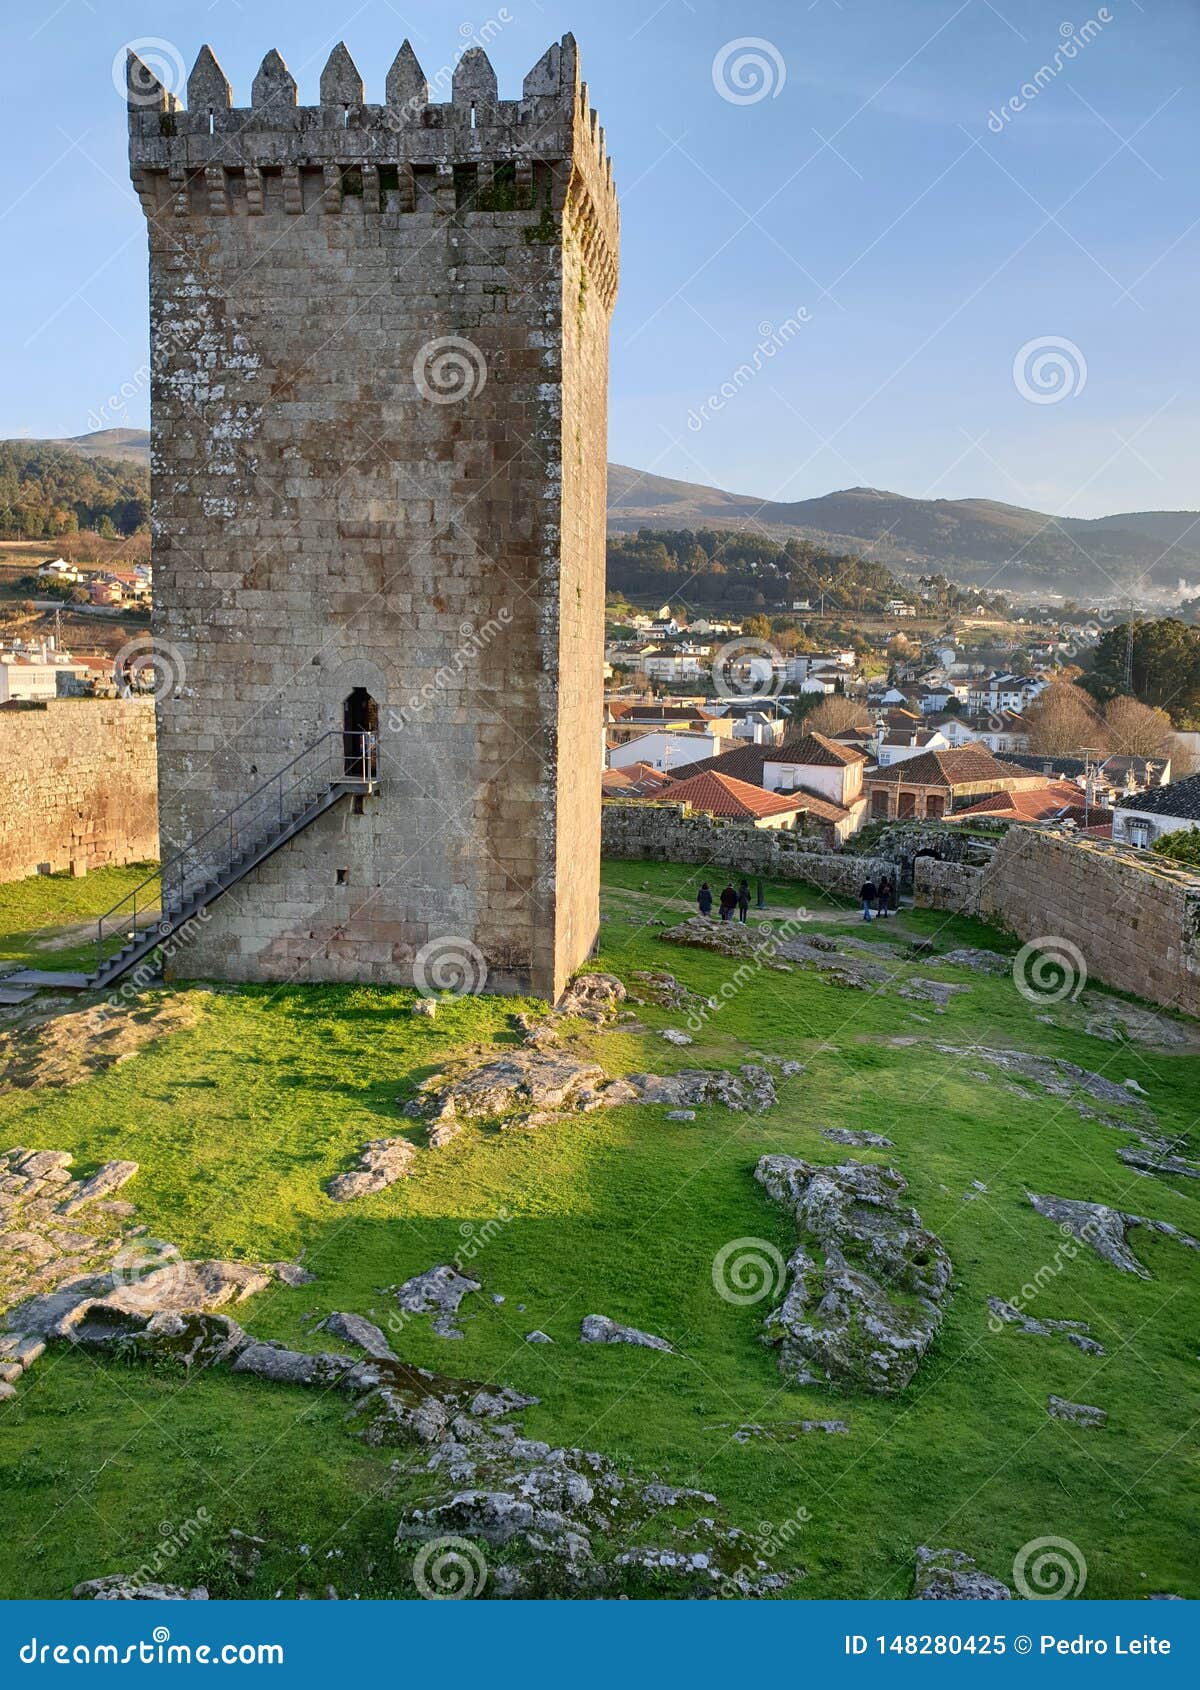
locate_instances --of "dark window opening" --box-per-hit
[343,688,378,780]
[336,868,348,886]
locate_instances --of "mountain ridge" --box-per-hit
[9,433,1196,593]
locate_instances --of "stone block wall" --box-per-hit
[0,700,157,882]
[128,36,617,1001]
[601,800,890,899]
[913,857,983,915]
[973,827,1200,1016]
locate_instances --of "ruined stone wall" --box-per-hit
[913,858,983,915]
[976,829,1200,1015]
[951,828,1200,1016]
[601,801,890,899]
[128,36,617,999]
[0,701,157,882]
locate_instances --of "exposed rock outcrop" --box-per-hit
[74,1576,209,1600]
[755,1156,951,1395]
[822,1128,893,1149]
[388,1264,481,1338]
[580,1314,675,1353]
[986,1297,1104,1355]
[1026,1191,1200,1278]
[912,1546,1011,1600]
[326,1137,416,1201]
[411,1048,778,1145]
[1048,1395,1106,1428]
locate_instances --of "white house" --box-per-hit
[1112,774,1200,849]
[875,728,949,767]
[608,730,723,774]
[0,658,60,702]
[763,732,867,806]
[641,654,705,682]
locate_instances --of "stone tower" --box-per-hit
[127,37,618,1001]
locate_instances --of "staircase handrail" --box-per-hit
[93,729,372,977]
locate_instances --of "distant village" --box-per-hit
[0,555,153,704]
[603,602,1200,854]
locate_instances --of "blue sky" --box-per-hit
[2,0,1197,517]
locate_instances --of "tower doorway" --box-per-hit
[343,688,378,780]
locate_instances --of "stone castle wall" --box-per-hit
[129,36,617,999]
[601,801,891,899]
[0,701,157,882]
[915,827,1200,1016]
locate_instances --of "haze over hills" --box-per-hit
[9,433,1198,597]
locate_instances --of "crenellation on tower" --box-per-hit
[131,36,618,1001]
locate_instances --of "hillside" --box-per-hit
[8,433,1198,597]
[0,438,148,541]
[608,465,1200,595]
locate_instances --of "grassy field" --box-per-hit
[0,863,157,971]
[0,860,1197,1599]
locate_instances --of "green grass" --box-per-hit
[0,860,1197,1599]
[0,862,157,971]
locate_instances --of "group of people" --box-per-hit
[859,875,896,921]
[696,878,752,923]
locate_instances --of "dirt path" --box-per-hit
[601,883,912,928]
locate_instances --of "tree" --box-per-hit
[1152,828,1200,868]
[743,614,772,641]
[805,695,872,737]
[1101,696,1173,759]
[1085,619,1200,717]
[1024,681,1106,756]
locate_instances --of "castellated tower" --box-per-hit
[127,37,618,1002]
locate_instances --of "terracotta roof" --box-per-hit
[954,781,1105,822]
[768,731,866,768]
[866,743,1036,789]
[665,769,811,821]
[663,743,774,785]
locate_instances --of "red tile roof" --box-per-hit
[866,744,1036,789]
[954,782,1113,825]
[768,731,866,768]
[665,769,811,821]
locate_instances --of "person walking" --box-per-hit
[697,881,714,918]
[876,876,891,919]
[860,878,876,922]
[737,877,751,923]
[719,883,738,922]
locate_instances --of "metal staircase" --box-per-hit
[2,730,377,998]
